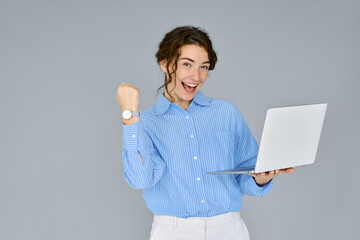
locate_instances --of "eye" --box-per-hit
[201,65,210,71]
[183,62,191,67]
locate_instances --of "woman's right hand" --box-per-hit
[117,82,140,111]
[117,82,140,125]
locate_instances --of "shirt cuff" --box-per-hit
[249,177,274,197]
[122,121,146,151]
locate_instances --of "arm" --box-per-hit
[118,83,166,189]
[232,106,273,197]
[122,121,166,189]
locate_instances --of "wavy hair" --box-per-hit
[155,26,218,102]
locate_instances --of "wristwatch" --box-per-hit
[122,110,140,120]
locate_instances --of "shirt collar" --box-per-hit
[154,91,211,115]
[192,91,212,107]
[154,93,171,115]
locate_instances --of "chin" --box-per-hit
[183,92,197,100]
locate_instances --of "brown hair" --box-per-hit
[156,26,218,102]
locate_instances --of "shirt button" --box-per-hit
[186,116,189,119]
[197,177,200,181]
[132,134,136,138]
[194,156,198,160]
[190,134,194,138]
[201,200,205,204]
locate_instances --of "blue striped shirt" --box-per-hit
[122,91,273,218]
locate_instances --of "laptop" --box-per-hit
[207,103,327,174]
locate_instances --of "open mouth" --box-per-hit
[182,82,198,94]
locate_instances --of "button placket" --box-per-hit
[184,113,208,210]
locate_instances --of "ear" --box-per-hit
[159,60,167,73]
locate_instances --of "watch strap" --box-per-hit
[132,111,140,117]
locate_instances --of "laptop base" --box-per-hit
[207,166,256,174]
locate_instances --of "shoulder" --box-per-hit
[208,97,242,117]
[209,98,251,132]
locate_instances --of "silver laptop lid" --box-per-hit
[254,103,327,173]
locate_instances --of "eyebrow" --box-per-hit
[179,57,210,64]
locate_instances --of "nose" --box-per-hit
[191,68,200,81]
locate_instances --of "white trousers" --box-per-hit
[149,212,250,240]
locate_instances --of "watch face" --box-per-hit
[122,110,132,120]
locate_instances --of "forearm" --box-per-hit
[237,174,274,197]
[122,121,166,189]
[123,149,158,189]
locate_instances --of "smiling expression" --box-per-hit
[160,44,210,110]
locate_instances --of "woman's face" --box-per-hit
[161,44,210,110]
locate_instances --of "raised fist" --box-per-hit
[117,82,140,111]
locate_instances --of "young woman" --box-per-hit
[117,26,293,240]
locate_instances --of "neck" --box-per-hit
[164,92,191,111]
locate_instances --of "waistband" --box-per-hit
[153,212,242,229]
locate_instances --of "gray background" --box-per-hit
[1,0,359,239]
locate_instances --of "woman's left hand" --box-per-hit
[249,168,295,186]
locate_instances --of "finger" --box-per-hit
[118,83,129,93]
[282,168,295,173]
[274,169,283,177]
[249,173,261,178]
[253,172,266,177]
[127,84,138,91]
[249,172,260,177]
